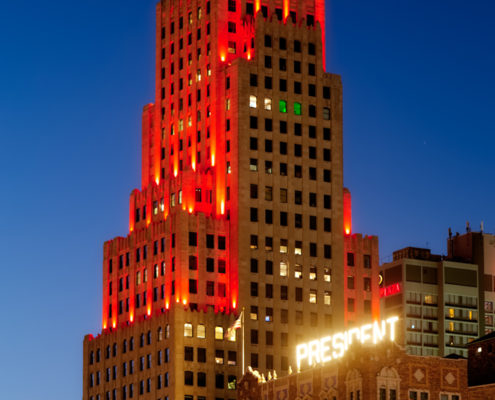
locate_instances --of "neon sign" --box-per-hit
[296,316,399,370]
[380,283,401,298]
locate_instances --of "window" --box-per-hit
[309,266,317,280]
[280,262,288,277]
[249,95,257,108]
[347,252,355,266]
[279,100,287,113]
[215,326,224,340]
[265,76,272,89]
[264,97,272,110]
[324,291,331,305]
[215,349,224,364]
[323,107,331,120]
[250,73,258,86]
[250,158,258,171]
[408,390,429,400]
[184,323,193,337]
[309,289,317,304]
[294,102,302,115]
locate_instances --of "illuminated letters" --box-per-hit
[296,317,399,369]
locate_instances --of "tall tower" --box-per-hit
[83,1,348,399]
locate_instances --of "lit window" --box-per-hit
[136,271,141,285]
[449,308,455,318]
[226,98,231,110]
[294,264,302,279]
[279,100,287,113]
[196,69,202,82]
[294,241,302,255]
[227,329,236,342]
[280,239,288,254]
[153,201,158,215]
[178,190,182,204]
[309,266,317,280]
[215,349,224,364]
[280,262,288,277]
[324,268,331,282]
[188,116,192,127]
[179,119,184,131]
[170,193,176,207]
[324,291,331,305]
[159,198,165,212]
[309,289,317,304]
[264,97,272,110]
[197,324,206,338]
[215,326,224,340]
[250,306,258,320]
[249,95,257,108]
[184,323,193,337]
[294,102,302,115]
[207,64,211,76]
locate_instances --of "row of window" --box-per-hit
[108,233,227,274]
[250,259,331,279]
[89,374,236,400]
[249,209,331,231]
[347,252,373,268]
[250,238,331,258]
[251,186,331,207]
[249,283,331,304]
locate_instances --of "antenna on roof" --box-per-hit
[481,221,484,233]
[466,221,471,233]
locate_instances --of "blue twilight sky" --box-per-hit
[0,0,494,398]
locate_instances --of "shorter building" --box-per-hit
[239,332,495,400]
[380,247,479,357]
[467,332,495,399]
[447,229,495,335]
[343,188,380,327]
[238,341,468,400]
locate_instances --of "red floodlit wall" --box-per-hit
[101,0,329,331]
[343,187,352,235]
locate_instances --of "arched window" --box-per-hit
[184,323,193,337]
[158,327,163,342]
[377,367,400,400]
[346,369,362,400]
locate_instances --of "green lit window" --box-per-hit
[294,102,302,115]
[279,100,287,113]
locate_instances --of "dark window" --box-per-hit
[280,142,287,155]
[294,81,302,94]
[294,60,301,73]
[323,86,331,99]
[250,258,258,273]
[279,58,287,71]
[308,63,316,76]
[250,74,258,87]
[250,282,258,297]
[323,169,331,182]
[250,184,258,199]
[324,218,332,232]
[264,35,272,47]
[280,79,287,92]
[294,40,301,52]
[308,43,316,55]
[264,55,272,68]
[280,120,287,134]
[265,260,273,275]
[295,287,303,302]
[250,116,258,130]
[184,346,194,361]
[189,232,197,246]
[265,284,273,298]
[264,76,272,89]
[206,234,214,248]
[279,37,287,50]
[251,329,258,344]
[265,139,272,152]
[265,118,273,132]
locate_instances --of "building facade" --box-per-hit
[447,230,495,335]
[380,247,479,357]
[238,341,469,400]
[82,1,380,399]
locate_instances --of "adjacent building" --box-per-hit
[380,247,479,357]
[447,229,495,335]
[83,1,379,400]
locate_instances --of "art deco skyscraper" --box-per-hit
[83,1,356,399]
